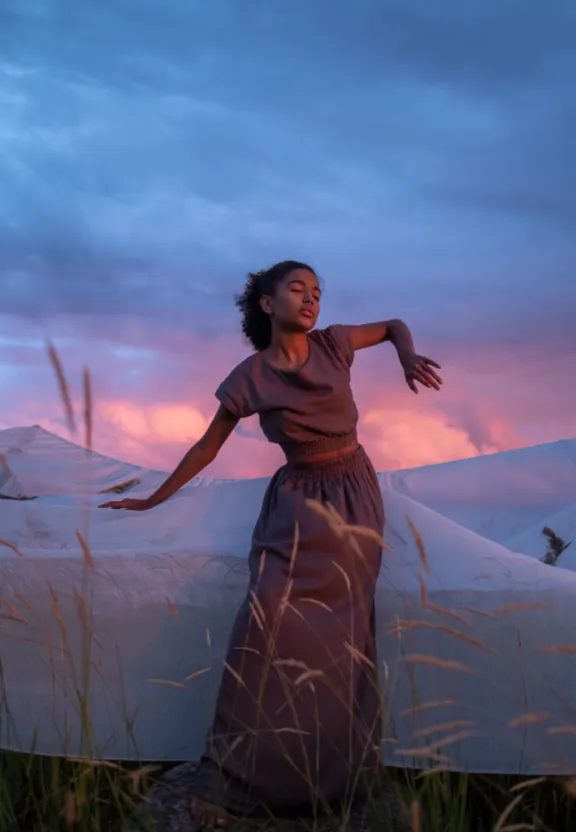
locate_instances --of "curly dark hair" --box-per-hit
[235,260,317,351]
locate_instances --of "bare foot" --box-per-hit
[191,796,229,828]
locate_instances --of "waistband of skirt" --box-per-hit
[281,430,358,463]
[283,446,368,482]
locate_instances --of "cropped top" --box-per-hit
[215,325,359,461]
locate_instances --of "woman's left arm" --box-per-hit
[345,319,443,394]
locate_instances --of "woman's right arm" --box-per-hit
[99,404,239,510]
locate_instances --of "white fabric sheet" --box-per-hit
[2,425,576,774]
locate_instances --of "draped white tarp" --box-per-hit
[2,425,576,774]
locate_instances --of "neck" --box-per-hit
[267,329,310,367]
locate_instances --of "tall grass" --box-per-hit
[0,344,575,830]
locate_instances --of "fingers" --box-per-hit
[415,359,443,389]
[421,355,442,370]
[407,365,442,391]
[412,367,434,389]
[424,366,443,386]
[418,371,441,390]
[420,358,443,386]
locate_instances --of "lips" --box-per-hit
[300,308,314,319]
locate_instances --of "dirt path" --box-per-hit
[128,762,414,832]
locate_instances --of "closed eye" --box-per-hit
[288,280,321,302]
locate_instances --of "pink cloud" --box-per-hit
[1,321,574,479]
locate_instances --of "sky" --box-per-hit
[1,0,575,478]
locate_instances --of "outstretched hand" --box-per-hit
[401,353,443,394]
[98,497,153,511]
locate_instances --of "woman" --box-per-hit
[100,261,442,827]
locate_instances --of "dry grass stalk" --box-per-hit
[389,619,495,653]
[395,746,451,764]
[216,735,246,768]
[407,516,429,574]
[412,720,475,739]
[127,764,162,796]
[397,730,477,765]
[75,530,95,569]
[248,590,267,633]
[400,699,458,716]
[404,654,475,674]
[146,678,186,689]
[564,776,576,797]
[76,758,121,772]
[15,592,35,613]
[305,498,342,530]
[82,365,93,454]
[491,603,549,616]
[410,799,423,832]
[305,498,390,551]
[548,725,576,735]
[294,669,324,686]
[508,713,549,728]
[48,583,66,631]
[64,789,77,828]
[289,520,299,571]
[278,579,295,617]
[415,765,454,778]
[273,658,310,671]
[2,599,29,625]
[273,727,310,735]
[421,601,470,626]
[223,661,248,690]
[183,667,211,683]
[0,537,26,557]
[300,596,333,613]
[493,792,526,832]
[418,568,427,604]
[427,729,478,750]
[341,522,391,550]
[47,340,76,434]
[332,560,352,593]
[510,777,548,793]
[540,644,576,654]
[345,642,376,668]
[73,586,91,629]
[165,596,181,624]
[417,576,470,625]
[456,604,497,619]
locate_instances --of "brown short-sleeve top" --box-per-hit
[215,325,359,460]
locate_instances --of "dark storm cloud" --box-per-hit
[0,0,574,346]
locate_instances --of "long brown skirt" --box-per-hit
[190,445,385,813]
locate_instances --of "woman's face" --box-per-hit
[261,268,321,333]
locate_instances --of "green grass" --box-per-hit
[0,749,575,831]
[0,750,164,832]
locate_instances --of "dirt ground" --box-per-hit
[128,762,414,832]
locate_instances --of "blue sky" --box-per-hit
[1,0,575,475]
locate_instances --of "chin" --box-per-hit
[298,317,316,332]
